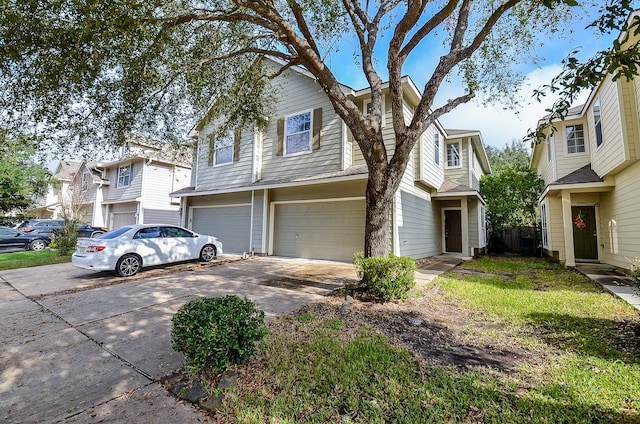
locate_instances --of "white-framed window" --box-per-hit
[434,132,440,165]
[566,124,585,154]
[363,96,386,127]
[541,202,549,248]
[593,98,603,148]
[285,111,312,156]
[81,171,90,192]
[547,135,553,162]
[446,142,461,167]
[214,130,234,166]
[116,164,132,188]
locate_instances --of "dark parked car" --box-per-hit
[0,226,52,251]
[18,219,108,238]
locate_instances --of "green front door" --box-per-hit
[572,206,598,260]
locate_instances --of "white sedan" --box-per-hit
[72,224,223,277]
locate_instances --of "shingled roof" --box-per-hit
[552,163,602,185]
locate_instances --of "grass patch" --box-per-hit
[0,249,71,270]
[208,256,640,423]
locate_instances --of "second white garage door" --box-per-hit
[273,199,365,261]
[191,206,251,254]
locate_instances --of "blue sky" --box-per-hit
[326,4,625,150]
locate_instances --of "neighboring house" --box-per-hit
[173,58,491,260]
[531,15,640,270]
[30,161,82,219]
[69,138,192,229]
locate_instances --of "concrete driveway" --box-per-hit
[0,256,356,423]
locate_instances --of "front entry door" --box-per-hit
[445,209,462,253]
[572,206,598,260]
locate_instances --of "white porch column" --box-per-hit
[562,190,575,266]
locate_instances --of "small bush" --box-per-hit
[171,295,267,375]
[354,253,417,302]
[51,220,79,256]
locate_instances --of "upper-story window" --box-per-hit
[446,142,461,168]
[363,96,386,127]
[434,132,440,165]
[285,111,312,156]
[566,124,585,154]
[547,135,553,162]
[214,130,234,166]
[593,98,603,148]
[81,171,90,192]
[116,164,133,188]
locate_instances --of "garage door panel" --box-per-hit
[192,206,250,254]
[273,200,365,262]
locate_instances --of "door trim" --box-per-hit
[442,207,462,253]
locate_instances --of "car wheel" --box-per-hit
[90,231,104,238]
[116,254,141,277]
[199,244,217,262]
[28,239,46,251]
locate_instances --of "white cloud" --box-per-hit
[436,65,591,149]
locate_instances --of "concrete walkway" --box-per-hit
[415,253,463,284]
[575,263,640,311]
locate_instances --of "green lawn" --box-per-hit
[0,249,71,270]
[213,256,640,423]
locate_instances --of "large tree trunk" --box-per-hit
[364,174,393,258]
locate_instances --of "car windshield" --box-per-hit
[99,227,132,239]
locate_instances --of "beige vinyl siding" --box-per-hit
[103,160,143,202]
[547,195,565,261]
[142,164,181,210]
[260,70,343,181]
[536,134,556,185]
[468,198,479,249]
[196,123,254,190]
[590,76,628,176]
[554,119,590,180]
[620,79,639,161]
[444,137,468,185]
[351,95,395,166]
[597,161,640,269]
[417,126,445,189]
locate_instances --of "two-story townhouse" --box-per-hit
[173,58,491,261]
[30,161,81,218]
[531,14,640,269]
[70,139,192,229]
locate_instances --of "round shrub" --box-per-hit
[171,295,267,374]
[354,253,417,302]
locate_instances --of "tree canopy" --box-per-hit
[0,132,51,215]
[0,0,636,256]
[485,139,531,171]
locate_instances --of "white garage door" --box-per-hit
[191,206,251,254]
[111,212,136,229]
[273,200,365,261]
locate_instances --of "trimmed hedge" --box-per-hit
[354,253,417,302]
[171,295,267,375]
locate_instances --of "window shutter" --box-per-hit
[207,133,215,166]
[312,108,322,151]
[233,129,241,162]
[276,118,284,156]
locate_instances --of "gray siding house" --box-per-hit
[174,58,490,260]
[71,138,192,229]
